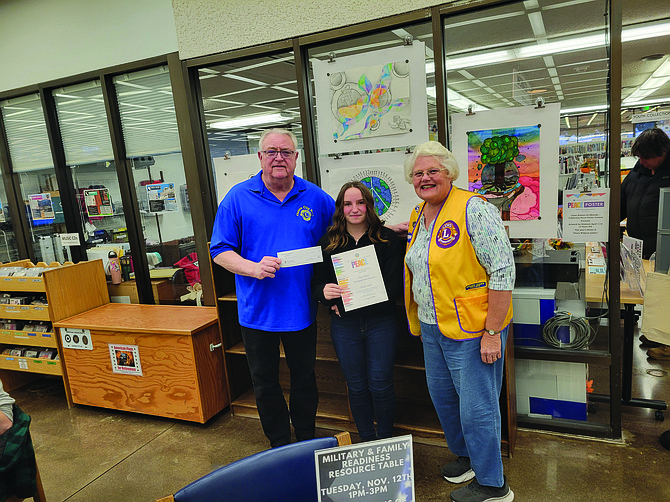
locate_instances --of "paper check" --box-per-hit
[277,246,323,268]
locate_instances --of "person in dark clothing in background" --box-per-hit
[621,127,670,259]
[622,129,670,359]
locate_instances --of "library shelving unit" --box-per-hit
[210,258,517,455]
[0,259,110,406]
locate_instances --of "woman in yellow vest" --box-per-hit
[404,141,515,502]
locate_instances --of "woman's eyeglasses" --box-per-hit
[412,168,446,180]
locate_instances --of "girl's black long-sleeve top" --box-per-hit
[311,226,405,319]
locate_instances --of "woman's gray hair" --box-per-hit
[404,141,460,183]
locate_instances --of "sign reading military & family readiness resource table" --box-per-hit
[315,435,414,502]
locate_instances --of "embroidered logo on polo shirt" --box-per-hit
[296,206,313,221]
[436,220,459,248]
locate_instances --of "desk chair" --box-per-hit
[157,432,351,502]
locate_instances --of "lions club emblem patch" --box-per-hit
[436,220,459,248]
[296,206,313,221]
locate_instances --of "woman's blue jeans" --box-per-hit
[420,322,508,487]
[330,314,398,441]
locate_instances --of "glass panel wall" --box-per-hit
[197,51,303,204]
[443,0,611,429]
[1,94,60,263]
[53,80,128,269]
[114,66,200,305]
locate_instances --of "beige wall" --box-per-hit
[172,0,447,60]
[0,0,178,93]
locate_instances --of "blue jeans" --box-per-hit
[420,322,508,487]
[240,324,318,448]
[330,314,398,441]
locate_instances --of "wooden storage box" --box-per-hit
[55,304,229,423]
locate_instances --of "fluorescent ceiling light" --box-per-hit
[622,21,670,42]
[438,20,670,72]
[586,112,598,126]
[560,104,607,115]
[210,113,293,130]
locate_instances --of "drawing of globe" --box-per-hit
[360,176,393,217]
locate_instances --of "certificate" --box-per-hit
[277,246,323,268]
[332,245,388,312]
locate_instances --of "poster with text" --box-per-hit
[29,193,55,221]
[84,188,113,217]
[315,435,414,502]
[452,103,560,238]
[146,182,177,213]
[314,42,428,154]
[108,343,142,376]
[563,190,609,242]
[213,152,303,204]
[320,151,420,226]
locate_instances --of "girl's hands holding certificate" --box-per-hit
[322,283,343,300]
[323,283,343,317]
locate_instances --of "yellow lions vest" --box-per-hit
[404,187,513,340]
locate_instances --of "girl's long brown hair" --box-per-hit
[325,181,388,252]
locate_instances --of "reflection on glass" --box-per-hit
[1,94,59,263]
[54,80,126,269]
[114,66,200,305]
[197,52,303,204]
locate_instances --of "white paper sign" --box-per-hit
[332,245,388,311]
[60,233,81,246]
[277,246,323,268]
[563,189,609,242]
[61,328,93,350]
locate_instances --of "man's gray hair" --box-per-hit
[403,141,460,183]
[258,128,298,152]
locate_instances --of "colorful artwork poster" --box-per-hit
[0,200,5,223]
[451,103,560,239]
[84,188,113,217]
[319,151,421,226]
[466,125,540,221]
[28,193,55,221]
[329,60,411,142]
[314,42,428,155]
[146,182,177,213]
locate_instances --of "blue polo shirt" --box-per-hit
[210,172,335,331]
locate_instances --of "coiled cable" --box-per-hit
[542,311,597,349]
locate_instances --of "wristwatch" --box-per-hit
[486,329,499,336]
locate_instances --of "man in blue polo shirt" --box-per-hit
[210,128,335,447]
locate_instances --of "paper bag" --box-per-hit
[641,271,670,345]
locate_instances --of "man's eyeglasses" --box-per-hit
[412,168,446,180]
[262,149,296,159]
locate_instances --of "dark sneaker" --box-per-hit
[640,334,662,348]
[449,476,514,502]
[441,456,475,483]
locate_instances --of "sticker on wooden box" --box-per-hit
[109,343,142,376]
[61,328,93,350]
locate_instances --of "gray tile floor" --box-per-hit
[10,331,670,502]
